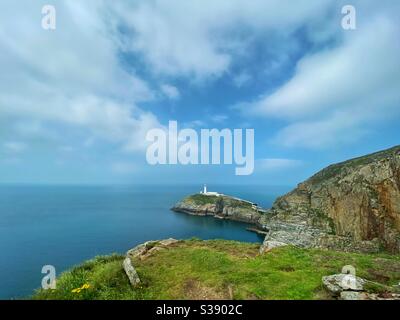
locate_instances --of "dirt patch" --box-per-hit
[279,266,295,272]
[373,258,400,273]
[367,269,391,283]
[182,278,230,300]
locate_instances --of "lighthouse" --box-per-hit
[200,185,220,197]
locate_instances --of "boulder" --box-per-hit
[322,274,366,294]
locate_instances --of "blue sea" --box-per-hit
[0,184,289,299]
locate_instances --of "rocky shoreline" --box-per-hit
[171,193,264,225]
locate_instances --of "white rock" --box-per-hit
[123,257,140,287]
[340,291,367,300]
[127,238,179,259]
[259,240,288,254]
[322,274,365,294]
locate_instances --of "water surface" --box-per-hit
[0,184,289,299]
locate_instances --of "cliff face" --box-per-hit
[263,146,400,253]
[172,194,262,224]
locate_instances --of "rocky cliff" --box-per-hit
[262,145,400,253]
[172,193,262,224]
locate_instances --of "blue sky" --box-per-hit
[0,0,399,185]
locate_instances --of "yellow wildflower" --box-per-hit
[71,283,90,293]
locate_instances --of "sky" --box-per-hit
[0,0,399,186]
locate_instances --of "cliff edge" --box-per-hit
[262,145,400,253]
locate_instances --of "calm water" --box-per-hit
[0,184,289,299]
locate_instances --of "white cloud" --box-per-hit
[247,13,400,148]
[2,0,398,169]
[161,84,180,100]
[0,1,160,154]
[59,146,74,153]
[3,142,27,154]
[211,115,229,123]
[274,111,367,149]
[184,120,206,128]
[111,162,136,174]
[257,158,302,171]
[111,0,334,80]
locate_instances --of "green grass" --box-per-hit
[184,194,255,212]
[185,194,220,205]
[32,240,400,300]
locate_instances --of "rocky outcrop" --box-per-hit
[262,145,400,253]
[322,272,400,300]
[340,291,400,300]
[127,238,179,260]
[172,194,262,224]
[123,238,179,287]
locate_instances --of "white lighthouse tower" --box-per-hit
[200,184,220,196]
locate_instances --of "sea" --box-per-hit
[0,184,290,299]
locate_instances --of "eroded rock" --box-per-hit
[340,291,400,300]
[340,291,368,300]
[322,274,366,295]
[259,239,287,254]
[127,238,179,260]
[122,257,140,287]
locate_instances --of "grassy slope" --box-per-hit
[182,194,253,209]
[307,145,400,185]
[32,239,400,300]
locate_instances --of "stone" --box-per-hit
[127,238,179,260]
[322,274,366,295]
[340,291,400,300]
[340,291,368,300]
[159,238,179,247]
[259,240,287,254]
[122,257,140,287]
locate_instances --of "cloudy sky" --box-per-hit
[0,0,399,185]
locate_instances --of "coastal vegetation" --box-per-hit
[32,239,400,300]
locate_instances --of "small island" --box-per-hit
[171,184,267,225]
